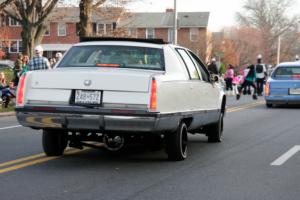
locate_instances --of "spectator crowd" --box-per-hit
[207,54,269,100]
[0,45,63,108]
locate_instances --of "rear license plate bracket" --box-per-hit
[73,90,102,105]
[289,88,300,95]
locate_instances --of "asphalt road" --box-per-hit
[0,96,299,200]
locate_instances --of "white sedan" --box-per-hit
[16,38,226,161]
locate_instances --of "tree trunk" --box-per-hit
[21,22,47,58]
[3,0,59,58]
[21,25,36,58]
[35,24,47,46]
[79,0,93,37]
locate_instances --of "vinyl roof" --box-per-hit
[278,62,300,67]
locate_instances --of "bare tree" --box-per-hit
[279,24,300,62]
[209,27,265,68]
[236,0,300,63]
[0,0,14,11]
[229,27,263,65]
[78,0,133,37]
[1,0,60,57]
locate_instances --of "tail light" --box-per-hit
[265,82,270,96]
[150,78,157,110]
[17,73,27,106]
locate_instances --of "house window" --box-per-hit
[44,23,50,36]
[18,40,22,52]
[168,29,174,43]
[106,24,112,35]
[190,28,198,41]
[10,41,18,53]
[0,16,5,27]
[97,24,113,35]
[9,17,20,26]
[76,23,80,35]
[1,41,9,54]
[57,23,66,36]
[9,40,22,53]
[97,24,104,35]
[146,28,155,39]
[128,28,137,37]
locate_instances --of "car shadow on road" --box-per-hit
[268,105,300,109]
[38,134,213,169]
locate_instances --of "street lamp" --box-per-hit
[173,0,177,44]
[277,35,281,65]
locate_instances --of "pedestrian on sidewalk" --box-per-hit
[27,45,50,71]
[20,55,29,77]
[0,72,15,108]
[237,64,258,100]
[242,65,251,95]
[49,58,56,68]
[208,58,219,75]
[55,52,63,62]
[255,54,267,96]
[232,75,241,95]
[224,64,234,95]
[13,53,23,86]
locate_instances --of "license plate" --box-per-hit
[74,90,101,104]
[289,88,300,95]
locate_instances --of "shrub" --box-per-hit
[1,68,14,83]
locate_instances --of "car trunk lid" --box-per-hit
[29,68,162,92]
[269,79,300,95]
[25,68,163,107]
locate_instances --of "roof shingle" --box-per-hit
[119,12,209,28]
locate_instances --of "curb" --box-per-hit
[0,111,16,117]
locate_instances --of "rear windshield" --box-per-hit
[273,67,300,79]
[58,45,165,71]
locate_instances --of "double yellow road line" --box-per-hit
[0,148,84,174]
[0,100,265,174]
[227,100,265,113]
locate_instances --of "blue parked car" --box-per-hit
[265,62,300,107]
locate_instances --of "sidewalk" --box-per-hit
[0,111,15,117]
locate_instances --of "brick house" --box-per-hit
[0,7,209,60]
[0,7,122,59]
[120,10,209,60]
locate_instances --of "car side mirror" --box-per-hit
[210,74,219,83]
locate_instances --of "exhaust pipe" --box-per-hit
[103,134,125,151]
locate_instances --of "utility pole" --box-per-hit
[173,0,177,45]
[277,36,281,65]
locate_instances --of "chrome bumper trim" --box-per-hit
[16,112,170,132]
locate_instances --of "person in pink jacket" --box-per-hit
[224,64,234,94]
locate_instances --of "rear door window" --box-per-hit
[176,48,200,80]
[188,51,210,82]
[58,45,165,71]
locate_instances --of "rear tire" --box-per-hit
[207,112,224,143]
[166,122,188,161]
[42,129,68,156]
[266,103,272,108]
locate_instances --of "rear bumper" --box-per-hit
[15,106,180,133]
[265,95,300,105]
